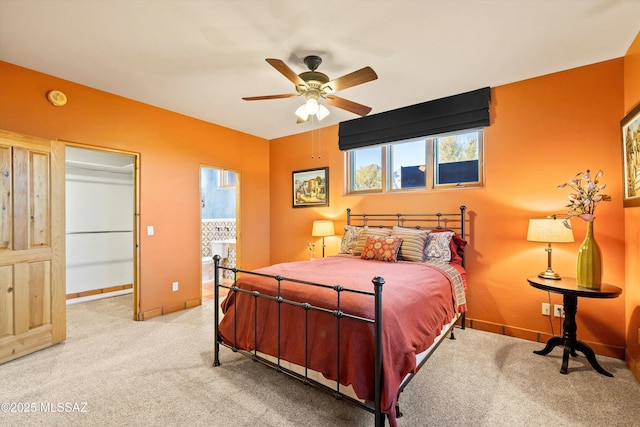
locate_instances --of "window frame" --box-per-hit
[346,145,387,194]
[220,170,237,188]
[388,137,428,193]
[432,129,484,190]
[345,128,484,195]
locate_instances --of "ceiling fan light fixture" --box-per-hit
[296,101,330,122]
[295,104,309,121]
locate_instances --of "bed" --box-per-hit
[213,206,467,427]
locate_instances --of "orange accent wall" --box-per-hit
[0,61,270,314]
[623,31,640,379]
[270,59,627,357]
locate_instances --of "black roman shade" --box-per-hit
[338,87,491,151]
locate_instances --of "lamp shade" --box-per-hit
[305,97,319,115]
[312,220,335,237]
[527,218,574,243]
[316,104,330,121]
[295,104,309,121]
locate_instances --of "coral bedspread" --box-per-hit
[218,255,465,426]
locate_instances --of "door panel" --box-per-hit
[28,261,51,329]
[30,151,50,247]
[0,265,13,338]
[0,145,10,250]
[0,130,64,364]
[11,147,29,250]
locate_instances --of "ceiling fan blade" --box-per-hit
[325,95,372,116]
[266,58,307,88]
[322,66,377,93]
[242,94,299,101]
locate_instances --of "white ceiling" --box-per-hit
[1,1,639,140]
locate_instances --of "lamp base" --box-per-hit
[538,269,561,280]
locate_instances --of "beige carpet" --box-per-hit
[1,294,639,426]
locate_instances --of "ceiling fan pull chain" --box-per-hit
[310,120,315,158]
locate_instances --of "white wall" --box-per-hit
[65,149,134,294]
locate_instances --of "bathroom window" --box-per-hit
[221,170,237,188]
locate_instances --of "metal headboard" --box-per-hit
[346,205,467,239]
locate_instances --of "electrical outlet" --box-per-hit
[554,304,564,318]
[172,281,179,292]
[542,302,550,316]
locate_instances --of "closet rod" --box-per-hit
[66,230,133,235]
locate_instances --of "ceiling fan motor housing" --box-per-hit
[296,71,331,95]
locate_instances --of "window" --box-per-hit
[434,130,482,188]
[220,170,237,188]
[348,146,383,192]
[346,129,483,194]
[390,139,427,190]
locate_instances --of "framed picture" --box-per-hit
[292,167,329,208]
[622,102,640,207]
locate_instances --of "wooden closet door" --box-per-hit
[0,130,65,364]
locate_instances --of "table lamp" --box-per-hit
[312,220,335,257]
[527,216,574,280]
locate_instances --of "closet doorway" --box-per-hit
[200,167,239,301]
[65,145,140,319]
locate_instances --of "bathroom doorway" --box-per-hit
[200,166,239,301]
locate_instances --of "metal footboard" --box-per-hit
[213,259,386,426]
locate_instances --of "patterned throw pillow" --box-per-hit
[424,231,455,262]
[429,229,467,264]
[390,226,430,262]
[361,235,404,262]
[353,228,392,256]
[339,225,364,254]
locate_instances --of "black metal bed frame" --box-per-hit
[213,206,467,427]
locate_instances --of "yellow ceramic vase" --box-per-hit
[576,220,602,289]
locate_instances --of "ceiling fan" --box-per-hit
[242,55,378,123]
